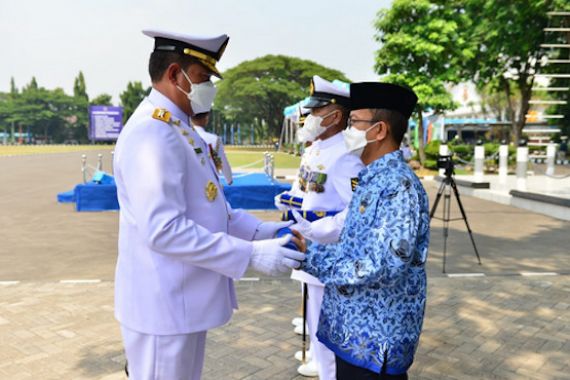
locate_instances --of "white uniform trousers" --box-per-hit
[307,284,336,380]
[121,325,207,380]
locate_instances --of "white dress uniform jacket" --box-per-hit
[194,125,233,184]
[114,89,260,335]
[289,132,364,285]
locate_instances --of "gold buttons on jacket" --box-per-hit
[205,181,218,202]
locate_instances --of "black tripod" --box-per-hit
[430,158,482,273]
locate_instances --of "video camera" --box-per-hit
[437,155,455,177]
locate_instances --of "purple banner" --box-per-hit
[89,105,123,141]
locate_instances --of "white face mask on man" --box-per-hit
[296,110,338,143]
[342,123,379,157]
[176,69,217,114]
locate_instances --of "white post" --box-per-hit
[81,154,87,184]
[97,153,103,171]
[516,142,528,191]
[438,143,449,177]
[499,144,508,183]
[474,143,485,181]
[270,154,275,179]
[111,151,115,175]
[546,143,556,176]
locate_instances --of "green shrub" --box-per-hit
[424,159,438,169]
[424,140,441,158]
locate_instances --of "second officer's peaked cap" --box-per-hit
[305,75,350,109]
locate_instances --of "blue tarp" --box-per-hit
[75,183,119,212]
[220,173,291,210]
[58,172,290,211]
[57,190,75,203]
[57,171,119,212]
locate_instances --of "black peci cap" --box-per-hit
[350,82,418,119]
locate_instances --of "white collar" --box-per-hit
[313,132,344,150]
[147,88,189,124]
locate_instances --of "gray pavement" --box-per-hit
[0,150,569,379]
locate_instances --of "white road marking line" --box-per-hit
[520,272,559,277]
[0,281,20,285]
[447,273,486,278]
[59,279,102,284]
[239,277,260,282]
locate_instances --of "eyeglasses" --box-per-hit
[347,117,379,128]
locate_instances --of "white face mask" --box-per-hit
[176,70,217,114]
[342,124,379,157]
[296,111,338,143]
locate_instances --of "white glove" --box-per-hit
[253,220,293,240]
[290,209,313,238]
[250,235,306,276]
[274,192,289,211]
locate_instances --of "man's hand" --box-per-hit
[250,235,306,276]
[290,229,307,253]
[290,210,312,239]
[253,220,293,240]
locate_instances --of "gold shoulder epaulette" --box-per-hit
[152,108,172,123]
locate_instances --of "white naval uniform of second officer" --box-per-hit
[289,132,364,379]
[114,89,261,379]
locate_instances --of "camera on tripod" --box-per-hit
[431,153,482,273]
[437,155,455,177]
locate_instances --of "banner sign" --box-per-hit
[89,106,123,141]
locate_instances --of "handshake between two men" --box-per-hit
[249,218,308,277]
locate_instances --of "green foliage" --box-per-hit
[374,0,475,104]
[9,77,17,95]
[424,139,441,157]
[214,55,349,141]
[0,77,78,143]
[90,94,113,106]
[120,82,150,123]
[0,75,120,143]
[464,0,570,142]
[374,0,474,163]
[73,71,88,101]
[71,72,89,142]
[451,144,473,162]
[423,140,440,169]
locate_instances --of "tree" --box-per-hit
[545,11,570,137]
[465,0,570,143]
[90,94,114,106]
[120,81,150,123]
[10,77,18,95]
[27,77,38,91]
[374,0,475,164]
[71,71,90,142]
[73,71,89,101]
[214,55,349,141]
[1,78,76,143]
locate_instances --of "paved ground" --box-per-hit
[0,150,569,379]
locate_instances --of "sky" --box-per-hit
[0,0,393,103]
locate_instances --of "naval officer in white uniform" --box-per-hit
[275,76,365,379]
[191,111,234,185]
[113,29,305,380]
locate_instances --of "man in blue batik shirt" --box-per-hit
[299,82,430,380]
